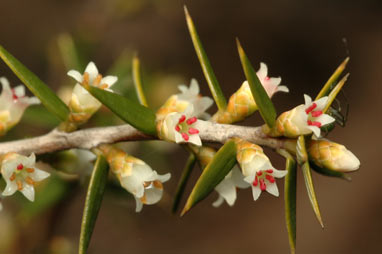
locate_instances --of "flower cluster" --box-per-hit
[1,153,50,202]
[100,145,170,212]
[264,94,335,138]
[67,62,118,127]
[212,62,288,124]
[157,79,212,146]
[0,77,40,136]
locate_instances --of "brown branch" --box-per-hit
[0,122,285,155]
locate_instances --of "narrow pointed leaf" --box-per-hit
[172,153,197,213]
[296,135,308,165]
[57,33,83,71]
[236,39,276,128]
[181,140,236,216]
[79,155,109,254]
[281,150,297,254]
[315,57,349,100]
[0,45,70,121]
[310,162,351,181]
[86,86,157,135]
[302,161,324,228]
[132,55,148,107]
[184,7,227,111]
[323,74,349,113]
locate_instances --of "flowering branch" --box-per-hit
[0,122,284,156]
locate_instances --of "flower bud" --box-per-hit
[308,139,360,172]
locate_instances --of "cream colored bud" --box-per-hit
[308,139,360,172]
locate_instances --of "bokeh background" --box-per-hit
[0,0,381,253]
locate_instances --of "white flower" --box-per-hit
[67,62,118,115]
[1,153,50,201]
[291,95,336,138]
[256,62,289,97]
[117,158,171,212]
[240,154,287,201]
[0,77,40,134]
[177,79,213,119]
[161,105,204,146]
[212,166,250,207]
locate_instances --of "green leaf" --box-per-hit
[132,55,148,107]
[280,150,297,254]
[86,86,157,135]
[57,33,84,71]
[172,153,197,213]
[184,6,227,111]
[315,57,349,100]
[181,140,236,216]
[0,45,70,121]
[310,162,351,181]
[236,39,276,128]
[323,74,349,113]
[79,155,109,254]
[301,161,324,228]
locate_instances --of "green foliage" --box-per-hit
[0,45,70,121]
[132,55,148,107]
[79,155,109,254]
[184,6,227,111]
[86,86,157,135]
[181,140,236,216]
[236,39,277,128]
[172,153,197,213]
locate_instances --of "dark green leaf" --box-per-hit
[236,39,276,128]
[282,151,297,254]
[310,162,351,181]
[86,86,157,135]
[301,161,324,228]
[184,6,227,111]
[79,155,109,254]
[132,55,148,107]
[315,57,349,100]
[0,45,70,121]
[172,153,197,213]
[181,140,236,216]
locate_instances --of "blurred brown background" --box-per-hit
[0,0,381,253]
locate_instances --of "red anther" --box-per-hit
[12,89,18,100]
[253,176,258,186]
[178,115,186,123]
[307,120,322,128]
[266,174,275,183]
[17,163,24,170]
[186,117,197,125]
[256,171,263,176]
[266,169,273,173]
[188,128,199,134]
[175,125,180,132]
[260,179,266,191]
[265,76,270,81]
[181,133,189,141]
[305,103,317,114]
[311,110,323,117]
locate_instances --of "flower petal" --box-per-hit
[304,94,312,106]
[257,62,268,80]
[67,70,83,83]
[265,182,279,197]
[14,85,25,97]
[31,168,50,181]
[84,62,99,81]
[2,181,17,196]
[315,96,328,110]
[308,125,321,138]
[101,76,118,88]
[316,114,335,126]
[189,79,200,95]
[20,184,35,201]
[277,85,289,93]
[272,168,288,178]
[251,185,262,201]
[188,134,202,146]
[212,196,225,208]
[135,197,143,212]
[157,173,171,183]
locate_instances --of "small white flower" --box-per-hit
[290,95,335,138]
[177,79,213,119]
[117,158,171,212]
[1,153,50,202]
[213,166,250,207]
[256,62,289,97]
[240,154,287,201]
[67,62,118,115]
[0,77,40,134]
[161,105,204,146]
